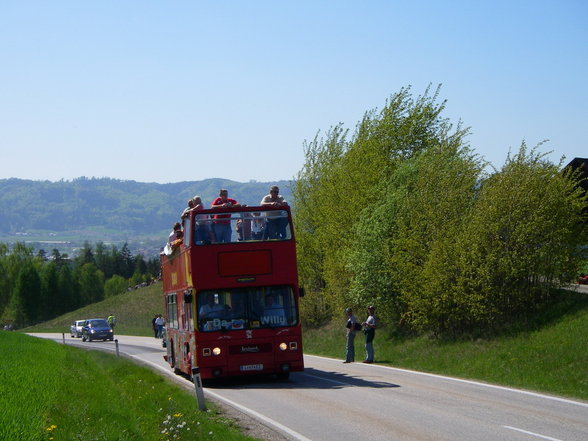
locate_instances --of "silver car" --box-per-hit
[70,320,86,338]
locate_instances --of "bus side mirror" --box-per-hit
[299,287,305,298]
[184,291,193,303]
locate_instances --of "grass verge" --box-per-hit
[303,290,588,401]
[0,332,260,441]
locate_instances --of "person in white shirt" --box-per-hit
[260,186,289,239]
[361,306,377,363]
[155,314,165,339]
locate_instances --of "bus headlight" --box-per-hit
[279,342,287,351]
[212,347,222,356]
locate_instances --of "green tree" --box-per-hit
[50,248,68,271]
[77,263,104,306]
[76,241,95,267]
[95,241,114,279]
[58,264,76,311]
[1,243,34,323]
[119,243,134,279]
[383,146,483,334]
[11,261,42,326]
[0,244,10,318]
[294,85,470,324]
[134,254,148,276]
[457,145,588,327]
[40,262,60,319]
[104,275,128,298]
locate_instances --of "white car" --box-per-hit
[70,320,85,338]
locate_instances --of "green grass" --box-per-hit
[0,332,260,441]
[303,291,588,401]
[26,282,164,337]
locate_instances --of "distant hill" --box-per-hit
[0,177,293,256]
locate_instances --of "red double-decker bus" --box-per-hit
[160,205,304,379]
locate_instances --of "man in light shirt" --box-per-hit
[260,186,289,239]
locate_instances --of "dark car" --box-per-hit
[81,318,114,342]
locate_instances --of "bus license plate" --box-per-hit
[240,364,263,372]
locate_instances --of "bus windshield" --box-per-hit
[197,286,297,332]
[193,210,291,245]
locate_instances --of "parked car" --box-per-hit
[81,318,114,342]
[70,320,86,338]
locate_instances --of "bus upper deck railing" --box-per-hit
[189,206,292,245]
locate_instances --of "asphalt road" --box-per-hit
[29,333,588,441]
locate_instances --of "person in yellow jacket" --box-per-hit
[107,314,116,330]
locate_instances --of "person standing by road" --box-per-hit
[155,314,165,339]
[151,314,158,338]
[362,306,377,363]
[344,308,358,363]
[107,314,116,330]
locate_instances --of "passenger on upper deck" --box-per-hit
[181,199,194,219]
[211,189,243,242]
[182,195,204,219]
[190,195,211,243]
[251,215,265,240]
[168,222,182,244]
[260,186,289,239]
[191,195,204,211]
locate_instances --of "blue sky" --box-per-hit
[1,1,586,184]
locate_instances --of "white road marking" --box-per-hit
[204,389,314,441]
[503,425,564,441]
[306,355,588,409]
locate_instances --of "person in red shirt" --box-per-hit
[210,189,241,242]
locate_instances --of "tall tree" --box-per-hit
[12,261,42,326]
[58,264,76,311]
[1,243,34,322]
[119,243,134,279]
[94,241,113,279]
[76,241,95,267]
[0,243,10,318]
[41,262,61,318]
[294,85,470,323]
[77,263,104,306]
[457,145,588,327]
